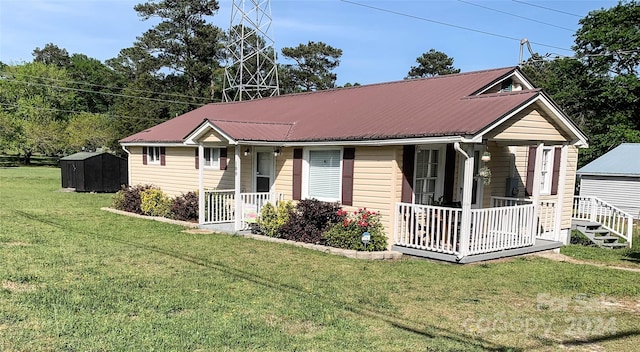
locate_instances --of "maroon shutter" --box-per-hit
[195,148,199,169]
[525,146,536,196]
[551,146,561,195]
[219,148,228,170]
[142,147,148,165]
[292,148,303,200]
[160,147,166,166]
[342,148,355,206]
[401,145,415,203]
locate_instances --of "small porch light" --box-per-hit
[481,151,491,162]
[273,148,281,157]
[244,148,251,157]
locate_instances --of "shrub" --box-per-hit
[171,191,198,221]
[140,188,172,217]
[258,200,294,237]
[279,199,341,244]
[112,184,156,214]
[324,208,387,251]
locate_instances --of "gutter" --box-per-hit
[121,145,131,186]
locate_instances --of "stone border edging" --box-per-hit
[101,207,402,260]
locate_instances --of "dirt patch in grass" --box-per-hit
[534,251,640,273]
[2,241,31,247]
[2,280,36,293]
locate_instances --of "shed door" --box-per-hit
[67,163,77,188]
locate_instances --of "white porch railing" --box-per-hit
[203,189,283,230]
[394,203,462,254]
[491,196,557,240]
[203,189,235,224]
[468,204,536,255]
[394,202,537,257]
[573,196,633,246]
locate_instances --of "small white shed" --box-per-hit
[577,143,640,219]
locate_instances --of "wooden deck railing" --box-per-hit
[491,196,558,241]
[573,196,633,246]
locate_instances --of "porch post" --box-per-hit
[234,145,242,231]
[554,144,569,243]
[198,144,205,225]
[457,143,475,258]
[531,142,544,239]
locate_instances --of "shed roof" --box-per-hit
[578,143,640,177]
[60,151,121,161]
[120,66,583,146]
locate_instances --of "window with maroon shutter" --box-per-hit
[341,148,355,206]
[160,147,166,166]
[195,148,199,169]
[526,146,561,196]
[292,148,303,200]
[401,145,415,203]
[143,147,148,165]
[219,148,227,170]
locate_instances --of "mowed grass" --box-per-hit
[1,167,639,351]
[561,228,640,269]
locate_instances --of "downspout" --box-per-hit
[454,142,473,260]
[121,145,131,186]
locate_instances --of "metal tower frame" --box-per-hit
[223,0,279,102]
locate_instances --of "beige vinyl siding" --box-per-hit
[342,146,401,245]
[274,147,293,199]
[483,142,514,206]
[128,146,237,197]
[489,106,570,142]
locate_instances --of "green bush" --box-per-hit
[171,191,198,221]
[112,184,156,214]
[258,201,294,237]
[324,208,387,251]
[279,199,342,244]
[140,188,172,217]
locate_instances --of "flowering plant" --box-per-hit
[477,166,492,185]
[324,208,387,251]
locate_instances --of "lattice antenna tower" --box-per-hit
[223,0,279,102]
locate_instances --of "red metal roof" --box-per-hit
[120,67,540,144]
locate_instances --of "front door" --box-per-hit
[457,146,484,208]
[255,151,274,192]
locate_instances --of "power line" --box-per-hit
[3,78,206,107]
[457,0,574,32]
[511,0,582,18]
[339,0,573,53]
[0,71,211,102]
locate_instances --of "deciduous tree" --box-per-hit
[406,49,460,79]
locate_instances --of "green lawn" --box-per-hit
[1,167,639,351]
[561,228,640,269]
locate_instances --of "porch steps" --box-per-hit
[572,220,629,249]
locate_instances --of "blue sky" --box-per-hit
[0,0,619,85]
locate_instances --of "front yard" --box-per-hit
[1,167,639,351]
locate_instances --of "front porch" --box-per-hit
[392,198,562,263]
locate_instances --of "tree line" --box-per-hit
[0,0,638,167]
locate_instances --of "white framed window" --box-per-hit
[303,148,342,202]
[540,147,554,195]
[203,147,220,168]
[414,147,442,205]
[147,146,161,164]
